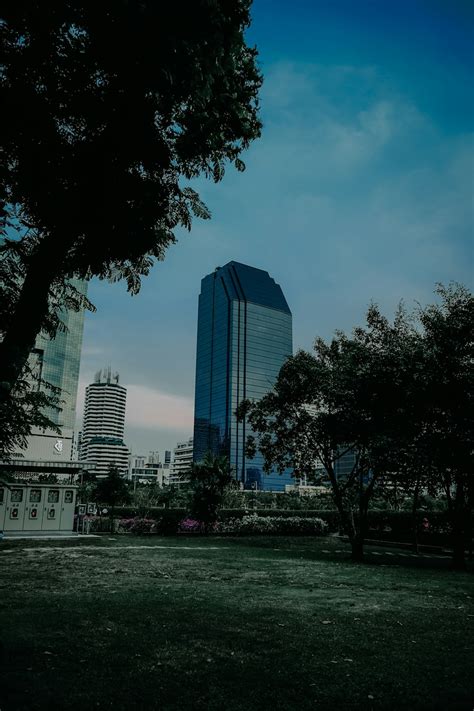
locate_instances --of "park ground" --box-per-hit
[0,535,473,711]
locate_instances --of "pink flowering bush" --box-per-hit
[118,517,157,534]
[178,517,205,533]
[215,515,328,536]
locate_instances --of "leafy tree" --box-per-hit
[240,284,473,567]
[94,466,130,532]
[0,0,262,452]
[239,304,422,561]
[76,469,97,504]
[154,483,192,510]
[189,453,233,530]
[416,284,473,569]
[131,483,164,518]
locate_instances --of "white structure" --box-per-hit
[129,454,146,476]
[169,437,193,483]
[130,463,170,487]
[148,451,160,465]
[0,483,77,535]
[80,368,129,477]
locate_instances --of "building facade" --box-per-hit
[12,279,87,462]
[80,368,129,477]
[169,438,193,484]
[193,261,293,491]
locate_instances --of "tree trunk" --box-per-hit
[411,478,420,554]
[451,531,466,571]
[110,505,115,534]
[350,536,364,562]
[340,506,366,562]
[0,235,71,401]
[450,480,466,571]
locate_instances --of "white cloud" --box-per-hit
[125,384,194,431]
[77,60,472,453]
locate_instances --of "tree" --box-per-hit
[239,304,422,562]
[416,284,473,570]
[94,466,130,532]
[131,483,163,518]
[240,284,473,567]
[76,469,97,504]
[189,453,233,530]
[0,0,262,452]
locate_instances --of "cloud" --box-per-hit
[125,384,194,431]
[78,59,472,453]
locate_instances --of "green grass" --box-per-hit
[0,536,473,710]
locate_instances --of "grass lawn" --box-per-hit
[0,535,473,711]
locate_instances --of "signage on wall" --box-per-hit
[54,439,63,454]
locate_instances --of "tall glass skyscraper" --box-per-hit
[193,261,293,491]
[17,278,87,461]
[31,278,87,432]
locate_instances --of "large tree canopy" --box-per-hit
[240,284,473,566]
[0,0,262,451]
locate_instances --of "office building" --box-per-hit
[80,368,129,477]
[12,279,87,462]
[193,261,293,491]
[169,438,193,483]
[129,454,146,474]
[130,462,170,487]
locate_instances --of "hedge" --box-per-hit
[118,515,328,536]
[89,507,472,544]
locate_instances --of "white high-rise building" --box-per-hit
[169,437,193,483]
[80,368,129,477]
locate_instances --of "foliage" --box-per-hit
[239,283,473,565]
[189,453,233,529]
[178,518,206,533]
[0,367,62,460]
[93,466,131,524]
[239,302,421,560]
[0,0,262,454]
[0,264,96,459]
[153,484,193,510]
[76,470,97,503]
[118,517,157,535]
[415,284,474,568]
[130,484,164,518]
[216,514,328,536]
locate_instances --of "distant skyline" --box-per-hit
[76,0,473,455]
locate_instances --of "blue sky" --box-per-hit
[77,0,474,457]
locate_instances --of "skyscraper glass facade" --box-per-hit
[32,279,87,432]
[193,261,293,491]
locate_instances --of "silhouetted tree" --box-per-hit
[94,466,130,532]
[0,0,262,453]
[239,303,423,562]
[189,453,233,530]
[240,284,473,567]
[416,284,473,569]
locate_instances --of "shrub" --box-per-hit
[178,518,205,533]
[216,515,328,536]
[118,517,157,534]
[273,516,328,535]
[218,508,341,531]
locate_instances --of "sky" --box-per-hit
[76,0,474,458]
